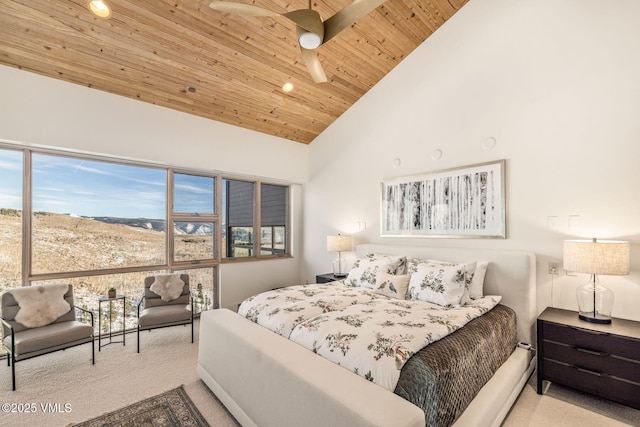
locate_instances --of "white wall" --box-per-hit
[306,0,640,321]
[0,65,308,310]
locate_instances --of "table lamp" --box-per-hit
[563,238,630,324]
[327,234,352,277]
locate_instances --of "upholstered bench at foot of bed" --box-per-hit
[197,309,426,427]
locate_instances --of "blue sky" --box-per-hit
[0,150,22,211]
[0,150,214,219]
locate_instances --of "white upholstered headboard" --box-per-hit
[356,244,537,344]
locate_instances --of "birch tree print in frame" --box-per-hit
[381,160,506,238]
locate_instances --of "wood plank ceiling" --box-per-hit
[0,0,468,144]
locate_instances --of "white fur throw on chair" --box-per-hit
[150,274,185,302]
[11,284,71,328]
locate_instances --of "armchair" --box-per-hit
[1,283,95,390]
[137,273,193,353]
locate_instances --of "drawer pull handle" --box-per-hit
[575,366,606,377]
[575,347,608,357]
[569,327,609,336]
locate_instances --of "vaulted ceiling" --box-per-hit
[0,0,468,144]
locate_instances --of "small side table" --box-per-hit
[315,273,347,284]
[98,294,126,350]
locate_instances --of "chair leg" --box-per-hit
[11,354,15,391]
[191,320,194,343]
[92,338,95,365]
[137,326,140,353]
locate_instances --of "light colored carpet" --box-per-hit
[0,319,238,427]
[0,319,638,427]
[503,375,640,427]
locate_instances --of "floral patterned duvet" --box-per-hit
[238,282,380,337]
[238,281,500,391]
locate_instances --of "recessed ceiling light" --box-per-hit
[282,82,294,92]
[88,0,112,19]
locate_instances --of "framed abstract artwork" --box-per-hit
[381,160,506,238]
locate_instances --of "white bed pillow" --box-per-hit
[469,261,489,299]
[372,271,410,299]
[345,254,407,289]
[407,261,472,307]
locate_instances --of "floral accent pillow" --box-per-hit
[372,271,410,299]
[407,261,474,306]
[425,259,489,300]
[345,254,407,289]
[421,259,478,305]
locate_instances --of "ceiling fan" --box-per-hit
[208,0,389,83]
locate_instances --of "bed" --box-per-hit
[198,244,537,427]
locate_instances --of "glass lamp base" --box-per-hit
[578,313,612,324]
[576,276,614,325]
[332,258,349,277]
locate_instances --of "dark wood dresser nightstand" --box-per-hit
[537,307,640,409]
[315,273,346,284]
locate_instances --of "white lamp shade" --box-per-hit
[327,235,352,252]
[563,239,630,275]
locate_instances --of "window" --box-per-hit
[222,179,289,258]
[172,173,217,263]
[171,172,217,307]
[174,266,217,314]
[223,179,255,258]
[173,221,216,261]
[260,184,287,255]
[31,154,167,274]
[0,142,292,333]
[0,149,23,293]
[173,173,214,214]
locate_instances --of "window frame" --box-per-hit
[170,170,218,267]
[0,141,293,296]
[221,177,291,262]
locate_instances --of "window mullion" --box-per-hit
[167,170,175,271]
[255,180,261,257]
[22,149,31,287]
[216,175,222,262]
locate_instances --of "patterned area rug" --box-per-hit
[72,386,209,427]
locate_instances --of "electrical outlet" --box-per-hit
[548,262,559,275]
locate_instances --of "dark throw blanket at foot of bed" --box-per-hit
[395,304,517,427]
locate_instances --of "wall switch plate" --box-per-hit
[548,262,559,275]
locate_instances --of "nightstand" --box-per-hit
[315,273,346,284]
[537,307,640,409]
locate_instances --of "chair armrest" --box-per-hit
[133,295,144,308]
[0,316,13,332]
[74,306,95,327]
[0,316,15,353]
[136,295,145,317]
[189,292,196,315]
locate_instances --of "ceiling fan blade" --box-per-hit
[299,46,327,83]
[323,0,389,43]
[208,1,279,17]
[282,9,324,39]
